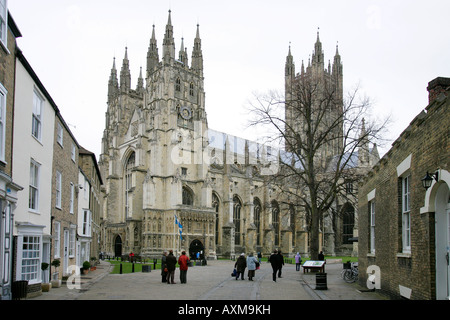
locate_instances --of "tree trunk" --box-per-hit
[310,206,320,260]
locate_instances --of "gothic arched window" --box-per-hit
[175,77,181,92]
[233,195,242,245]
[254,198,262,246]
[272,200,280,246]
[125,152,135,218]
[212,193,220,245]
[289,204,296,247]
[189,83,194,96]
[182,186,194,206]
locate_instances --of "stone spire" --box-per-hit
[108,57,119,103]
[179,37,188,66]
[136,66,144,95]
[285,43,295,77]
[332,42,343,77]
[120,47,131,93]
[163,10,175,63]
[191,24,203,75]
[147,24,159,76]
[312,28,324,70]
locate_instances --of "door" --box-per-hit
[63,230,69,276]
[435,183,450,300]
[114,235,122,257]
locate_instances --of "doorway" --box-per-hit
[189,239,204,260]
[114,235,122,257]
[435,182,450,300]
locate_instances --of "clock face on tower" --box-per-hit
[180,106,192,120]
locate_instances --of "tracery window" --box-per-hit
[272,200,280,246]
[254,198,262,246]
[182,186,194,205]
[213,193,220,245]
[233,195,242,245]
[125,152,135,218]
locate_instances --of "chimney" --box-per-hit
[427,77,450,104]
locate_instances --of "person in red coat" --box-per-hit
[178,251,190,284]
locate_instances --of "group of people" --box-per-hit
[161,250,190,284]
[233,252,260,281]
[159,249,311,285]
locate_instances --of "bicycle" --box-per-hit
[341,262,358,283]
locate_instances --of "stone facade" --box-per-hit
[99,11,378,260]
[358,77,450,300]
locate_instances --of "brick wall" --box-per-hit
[358,82,449,299]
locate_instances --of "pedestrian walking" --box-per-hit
[277,250,285,278]
[257,252,262,264]
[268,250,279,282]
[178,251,190,284]
[246,252,258,281]
[234,253,247,280]
[295,252,302,271]
[161,251,168,283]
[165,250,177,284]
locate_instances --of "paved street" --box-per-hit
[29,259,387,301]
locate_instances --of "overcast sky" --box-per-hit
[8,0,450,159]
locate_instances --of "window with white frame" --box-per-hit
[32,90,43,141]
[70,182,74,213]
[0,0,7,47]
[71,143,76,162]
[69,227,76,257]
[82,210,91,236]
[57,122,63,146]
[402,175,411,253]
[0,83,6,163]
[370,200,375,254]
[29,159,40,211]
[54,221,60,258]
[55,171,62,208]
[21,235,41,282]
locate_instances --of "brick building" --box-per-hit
[0,9,23,300]
[358,77,450,300]
[50,114,80,283]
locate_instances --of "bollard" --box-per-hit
[153,258,157,270]
[132,263,135,273]
[120,263,123,274]
[315,273,328,290]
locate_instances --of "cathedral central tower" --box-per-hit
[100,11,214,258]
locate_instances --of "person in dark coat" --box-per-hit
[269,250,279,282]
[318,251,325,261]
[277,250,285,278]
[161,251,168,283]
[234,253,247,280]
[165,250,177,284]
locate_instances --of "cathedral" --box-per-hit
[98,11,379,259]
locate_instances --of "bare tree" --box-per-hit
[247,76,389,259]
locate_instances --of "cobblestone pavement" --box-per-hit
[28,259,387,301]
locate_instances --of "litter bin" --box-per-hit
[12,280,28,300]
[315,273,327,290]
[142,265,151,273]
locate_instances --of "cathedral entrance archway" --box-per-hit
[189,239,204,260]
[114,235,123,257]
